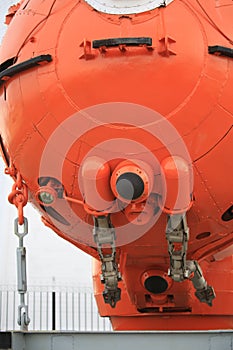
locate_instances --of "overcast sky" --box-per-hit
[0,1,92,288]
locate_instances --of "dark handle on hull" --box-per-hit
[93,37,152,49]
[208,45,233,58]
[0,54,52,87]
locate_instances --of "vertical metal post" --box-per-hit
[78,292,81,331]
[71,291,75,331]
[59,292,62,331]
[52,292,56,331]
[46,292,49,331]
[90,294,93,331]
[66,291,68,331]
[13,291,16,330]
[33,291,36,330]
[84,292,87,331]
[97,303,99,331]
[39,291,42,331]
[6,291,9,330]
[0,290,2,330]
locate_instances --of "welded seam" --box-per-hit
[193,125,233,163]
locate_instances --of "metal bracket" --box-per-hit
[79,39,96,60]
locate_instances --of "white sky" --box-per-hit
[0,1,92,288]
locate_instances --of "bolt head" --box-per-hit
[38,191,54,204]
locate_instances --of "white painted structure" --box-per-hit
[84,0,174,14]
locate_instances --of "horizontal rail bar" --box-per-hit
[93,37,152,49]
[0,55,52,87]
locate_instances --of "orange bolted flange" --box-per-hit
[110,159,154,203]
[141,270,173,295]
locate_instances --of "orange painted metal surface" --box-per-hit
[0,0,232,330]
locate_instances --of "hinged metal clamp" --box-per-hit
[166,214,189,282]
[93,215,121,308]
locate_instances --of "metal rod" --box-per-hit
[97,302,99,331]
[91,294,93,331]
[13,291,16,330]
[46,292,49,331]
[59,292,62,331]
[78,292,81,331]
[71,291,75,331]
[66,292,68,331]
[6,291,9,330]
[52,292,56,331]
[33,292,36,330]
[84,292,87,331]
[39,292,42,330]
[0,291,2,330]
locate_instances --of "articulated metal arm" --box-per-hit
[93,215,121,308]
[166,214,216,306]
[166,214,189,282]
[186,260,216,306]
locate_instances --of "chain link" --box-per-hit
[93,216,121,308]
[6,166,30,328]
[7,169,28,225]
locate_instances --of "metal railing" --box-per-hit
[0,286,112,331]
